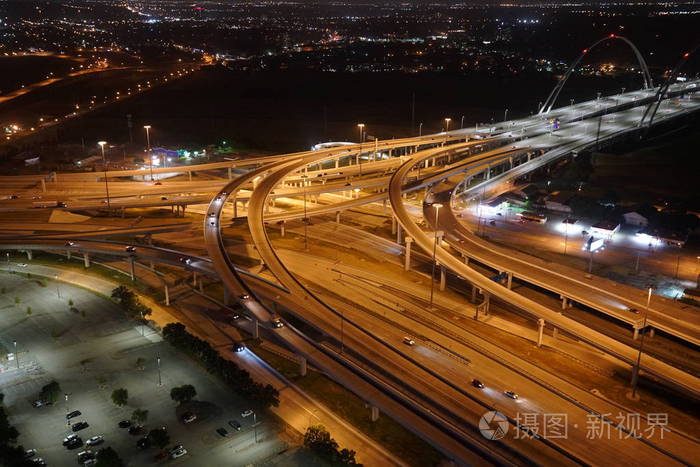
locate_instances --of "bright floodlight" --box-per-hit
[143,125,151,129]
[433,203,443,209]
[98,141,106,147]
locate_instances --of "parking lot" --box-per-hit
[0,271,292,466]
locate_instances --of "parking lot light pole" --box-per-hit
[140,311,145,336]
[243,410,258,443]
[55,274,61,298]
[156,355,162,386]
[65,393,70,424]
[13,340,18,369]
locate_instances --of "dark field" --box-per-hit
[10,65,651,154]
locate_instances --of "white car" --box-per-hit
[86,435,103,447]
[402,337,415,346]
[241,409,253,418]
[16,263,28,267]
[171,448,187,459]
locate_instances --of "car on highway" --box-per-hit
[181,412,197,424]
[241,409,254,418]
[471,379,485,389]
[504,390,519,400]
[86,435,104,447]
[65,241,76,247]
[124,246,136,253]
[118,420,131,428]
[216,427,230,437]
[628,308,640,314]
[238,294,250,300]
[72,421,89,432]
[271,318,284,329]
[402,337,415,346]
[228,312,241,322]
[66,410,82,420]
[160,196,168,201]
[179,257,192,265]
[232,342,245,353]
[228,420,242,431]
[171,448,187,459]
[208,212,217,218]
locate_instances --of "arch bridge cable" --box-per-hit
[538,34,654,115]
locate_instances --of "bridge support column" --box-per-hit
[233,199,238,218]
[25,250,32,261]
[299,356,307,376]
[83,252,90,268]
[561,296,568,310]
[279,221,285,237]
[506,272,513,289]
[471,285,477,303]
[192,271,198,286]
[199,279,204,293]
[439,266,446,291]
[164,284,170,306]
[223,286,230,306]
[396,222,403,244]
[537,319,545,347]
[336,211,341,224]
[335,159,339,169]
[633,325,640,340]
[462,254,469,265]
[228,167,232,179]
[370,406,380,422]
[552,313,561,340]
[391,215,397,235]
[252,319,259,339]
[649,327,655,339]
[66,250,71,260]
[41,179,46,192]
[188,171,192,182]
[129,258,136,281]
[404,237,413,271]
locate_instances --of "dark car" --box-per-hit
[72,421,89,432]
[216,428,230,438]
[471,379,485,389]
[66,410,82,420]
[232,342,245,353]
[504,390,519,400]
[118,420,131,428]
[228,420,241,431]
[128,425,144,435]
[65,438,83,450]
[125,246,136,253]
[137,437,151,449]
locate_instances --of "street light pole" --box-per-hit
[143,125,153,181]
[156,355,162,386]
[55,274,61,298]
[98,141,110,209]
[418,122,423,137]
[357,123,365,176]
[443,118,451,145]
[301,175,308,251]
[13,340,18,369]
[630,287,653,398]
[504,109,508,122]
[429,204,443,310]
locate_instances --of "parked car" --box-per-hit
[86,435,103,447]
[118,420,131,428]
[169,445,183,454]
[241,409,254,418]
[128,425,144,435]
[65,437,83,450]
[63,434,79,446]
[65,241,76,247]
[228,420,241,431]
[137,437,151,449]
[471,379,485,389]
[216,427,230,437]
[504,390,519,400]
[24,449,37,458]
[171,448,187,459]
[72,421,89,432]
[31,458,46,466]
[628,308,640,314]
[83,459,97,466]
[77,450,94,462]
[66,410,82,420]
[181,412,197,424]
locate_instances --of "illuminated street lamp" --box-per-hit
[156,355,162,386]
[357,124,365,176]
[98,141,111,209]
[429,203,443,310]
[443,118,451,145]
[418,122,423,137]
[143,125,153,181]
[13,340,18,369]
[630,286,653,399]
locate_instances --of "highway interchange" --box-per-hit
[1,79,699,465]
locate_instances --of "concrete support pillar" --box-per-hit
[41,179,46,192]
[471,286,477,303]
[223,286,230,306]
[439,266,446,291]
[199,279,204,293]
[336,211,341,224]
[164,284,170,306]
[537,318,545,347]
[370,406,379,422]
[335,159,339,169]
[506,272,513,290]
[279,221,285,237]
[192,271,198,286]
[482,293,490,315]
[299,356,307,376]
[83,252,90,268]
[129,258,136,281]
[228,167,232,179]
[181,205,186,217]
[633,326,640,340]
[649,327,655,339]
[485,166,491,180]
[26,250,32,260]
[391,215,397,235]
[396,222,403,244]
[463,254,469,265]
[188,171,192,182]
[561,296,568,310]
[66,250,71,260]
[404,237,413,271]
[233,199,238,218]
[252,319,259,339]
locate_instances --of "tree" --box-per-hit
[13,297,20,305]
[111,388,128,407]
[304,425,361,465]
[131,408,148,424]
[39,381,61,403]
[95,447,124,467]
[135,357,145,370]
[170,384,196,404]
[148,428,170,450]
[111,286,152,319]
